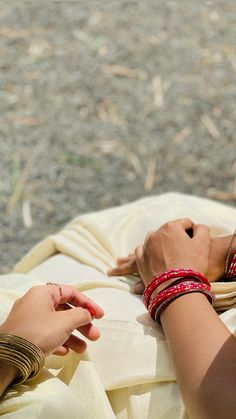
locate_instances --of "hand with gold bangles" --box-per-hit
[0,284,104,397]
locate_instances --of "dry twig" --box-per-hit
[152,76,163,108]
[145,157,157,191]
[104,64,147,80]
[6,156,34,214]
[22,200,33,228]
[174,127,192,144]
[201,114,220,139]
[126,152,143,177]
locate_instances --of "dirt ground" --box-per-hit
[0,1,235,273]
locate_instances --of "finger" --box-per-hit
[128,251,135,257]
[172,218,194,231]
[77,323,100,341]
[48,285,104,319]
[143,231,155,247]
[107,259,137,276]
[64,334,87,354]
[59,306,93,332]
[192,224,210,243]
[53,345,70,356]
[135,245,143,260]
[57,305,101,342]
[116,255,135,265]
[133,280,145,295]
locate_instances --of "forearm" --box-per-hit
[161,293,236,419]
[0,360,18,397]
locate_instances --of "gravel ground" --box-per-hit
[0,1,235,273]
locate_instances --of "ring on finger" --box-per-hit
[46,282,63,298]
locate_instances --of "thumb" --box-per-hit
[59,307,92,334]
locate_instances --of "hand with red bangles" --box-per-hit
[108,221,234,292]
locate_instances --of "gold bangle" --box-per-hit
[0,333,45,385]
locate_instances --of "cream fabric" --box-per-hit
[0,192,236,418]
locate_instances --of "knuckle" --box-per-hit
[135,245,141,254]
[163,221,174,230]
[183,217,192,223]
[148,231,157,244]
[27,285,43,296]
[78,307,92,323]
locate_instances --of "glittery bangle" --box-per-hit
[154,287,215,324]
[143,269,210,309]
[148,280,212,320]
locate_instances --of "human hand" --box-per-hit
[108,218,211,288]
[108,230,233,291]
[0,284,104,357]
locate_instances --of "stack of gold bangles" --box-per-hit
[0,333,45,385]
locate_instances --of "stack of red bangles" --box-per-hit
[143,268,215,324]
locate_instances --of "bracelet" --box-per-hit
[224,230,236,277]
[0,333,45,385]
[143,269,211,309]
[226,251,236,279]
[148,280,213,322]
[154,286,215,324]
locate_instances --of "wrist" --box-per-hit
[0,359,18,397]
[208,235,235,281]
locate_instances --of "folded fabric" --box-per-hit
[15,192,236,310]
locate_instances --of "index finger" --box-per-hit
[47,284,104,319]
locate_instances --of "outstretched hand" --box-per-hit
[0,284,104,356]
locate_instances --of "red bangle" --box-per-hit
[226,251,236,279]
[148,280,211,319]
[154,286,215,324]
[143,269,210,309]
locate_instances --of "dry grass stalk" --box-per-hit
[14,116,40,126]
[201,114,220,139]
[22,200,33,228]
[174,126,192,144]
[127,152,143,177]
[6,157,34,214]
[207,185,236,201]
[145,157,157,191]
[104,64,147,80]
[152,76,163,108]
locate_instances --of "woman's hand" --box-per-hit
[132,218,210,286]
[0,284,104,357]
[109,218,211,287]
[108,227,233,291]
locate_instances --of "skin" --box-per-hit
[0,284,104,397]
[108,233,234,293]
[109,219,236,419]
